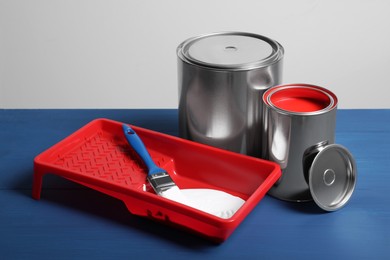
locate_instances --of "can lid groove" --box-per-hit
[177,32,284,70]
[309,144,357,211]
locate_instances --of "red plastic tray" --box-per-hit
[33,119,281,242]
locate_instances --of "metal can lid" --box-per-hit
[177,32,284,70]
[309,144,357,211]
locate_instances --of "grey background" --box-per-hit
[1,0,389,109]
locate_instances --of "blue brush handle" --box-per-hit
[122,124,165,176]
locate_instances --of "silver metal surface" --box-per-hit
[177,32,284,156]
[262,84,338,201]
[179,32,283,70]
[302,140,329,183]
[309,144,357,211]
[147,172,176,195]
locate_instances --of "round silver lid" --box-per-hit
[309,144,357,211]
[178,32,284,70]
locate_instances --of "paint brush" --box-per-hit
[122,124,245,219]
[122,124,189,204]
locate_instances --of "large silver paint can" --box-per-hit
[262,84,357,210]
[177,32,284,157]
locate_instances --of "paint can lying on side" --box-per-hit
[177,32,284,157]
[262,84,357,211]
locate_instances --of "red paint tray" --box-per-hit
[33,119,281,242]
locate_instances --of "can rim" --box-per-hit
[309,144,357,211]
[177,31,284,71]
[263,84,338,116]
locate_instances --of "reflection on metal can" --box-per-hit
[177,32,284,156]
[262,84,357,211]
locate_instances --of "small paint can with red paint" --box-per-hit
[262,84,357,211]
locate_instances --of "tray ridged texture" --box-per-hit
[52,131,167,189]
[33,119,282,242]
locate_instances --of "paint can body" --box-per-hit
[262,84,338,201]
[177,32,284,157]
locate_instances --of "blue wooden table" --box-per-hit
[1,109,389,259]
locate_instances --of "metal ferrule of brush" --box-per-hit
[147,172,177,195]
